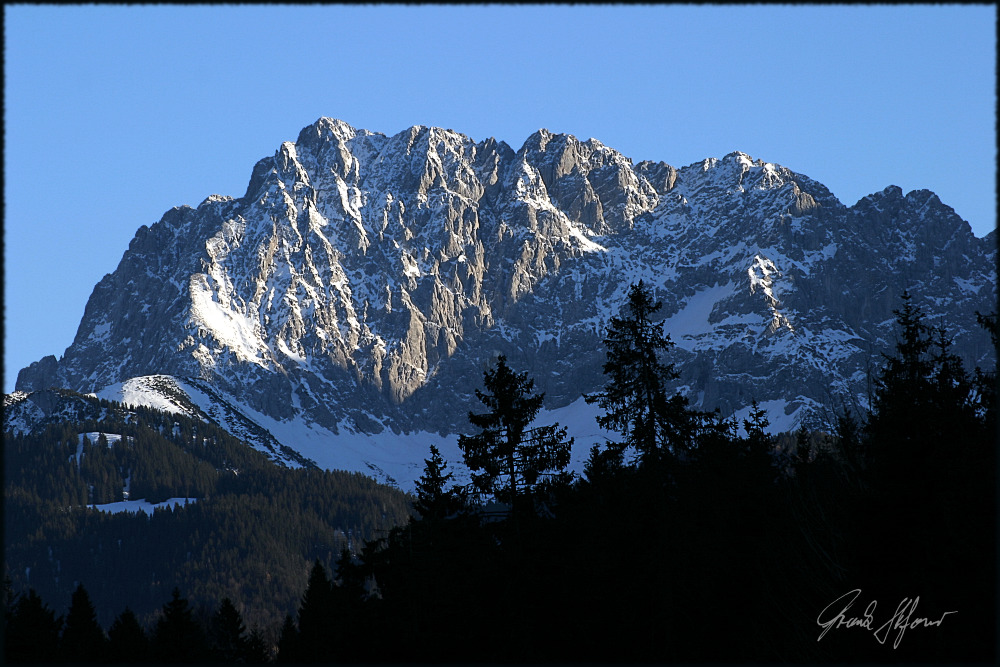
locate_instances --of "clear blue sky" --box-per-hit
[4,4,996,394]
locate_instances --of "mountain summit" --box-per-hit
[13,118,996,484]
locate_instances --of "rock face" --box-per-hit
[15,118,997,441]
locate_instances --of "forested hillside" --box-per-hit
[3,402,413,633]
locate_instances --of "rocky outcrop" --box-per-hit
[15,119,997,437]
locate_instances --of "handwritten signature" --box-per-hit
[817,589,957,649]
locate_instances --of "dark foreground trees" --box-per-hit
[59,583,107,661]
[106,607,149,662]
[585,280,704,469]
[150,587,210,662]
[359,287,992,662]
[4,288,995,663]
[845,291,996,662]
[4,585,274,663]
[458,355,573,518]
[4,588,63,662]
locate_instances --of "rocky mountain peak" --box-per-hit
[13,118,995,483]
[299,116,362,144]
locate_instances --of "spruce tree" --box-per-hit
[413,445,459,521]
[275,614,299,663]
[867,291,934,453]
[741,399,778,479]
[585,281,701,468]
[107,606,149,662]
[865,291,984,478]
[4,589,63,662]
[458,355,572,516]
[151,587,209,662]
[296,560,333,662]
[208,597,248,662]
[244,626,272,663]
[742,401,772,455]
[59,583,107,662]
[793,426,812,466]
[851,293,996,661]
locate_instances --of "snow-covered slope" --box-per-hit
[5,376,610,490]
[13,118,996,487]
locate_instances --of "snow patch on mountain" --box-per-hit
[3,392,42,434]
[98,376,204,418]
[89,497,197,516]
[79,432,126,447]
[88,376,615,491]
[188,274,269,367]
[664,283,735,350]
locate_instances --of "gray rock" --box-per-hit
[14,118,996,440]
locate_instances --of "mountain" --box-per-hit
[13,117,996,486]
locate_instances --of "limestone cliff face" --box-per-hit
[16,118,997,436]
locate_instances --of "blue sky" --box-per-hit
[4,4,996,393]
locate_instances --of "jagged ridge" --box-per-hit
[15,118,996,475]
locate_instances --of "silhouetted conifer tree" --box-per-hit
[295,560,333,662]
[59,583,107,661]
[208,597,248,662]
[740,399,779,483]
[412,445,460,521]
[585,281,703,469]
[459,355,572,517]
[107,606,149,662]
[793,425,813,467]
[151,588,209,662]
[4,589,63,662]
[275,614,299,663]
[244,626,271,663]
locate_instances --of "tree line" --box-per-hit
[4,405,413,633]
[4,579,272,663]
[4,283,996,662]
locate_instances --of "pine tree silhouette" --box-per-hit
[275,613,300,663]
[585,280,705,469]
[208,597,248,662]
[459,355,572,517]
[4,589,63,662]
[59,583,107,661]
[150,587,209,662]
[296,560,333,662]
[412,444,461,521]
[107,606,149,662]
